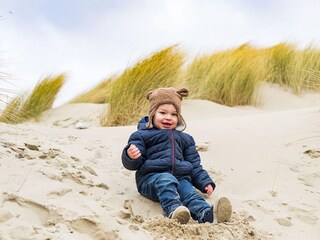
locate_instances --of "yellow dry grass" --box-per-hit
[0,74,66,124]
[292,46,320,92]
[101,45,184,126]
[2,42,319,126]
[68,43,320,126]
[183,44,269,106]
[265,42,320,93]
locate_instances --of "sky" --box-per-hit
[1,0,320,107]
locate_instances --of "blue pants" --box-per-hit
[139,172,213,223]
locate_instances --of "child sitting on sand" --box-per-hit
[121,87,232,224]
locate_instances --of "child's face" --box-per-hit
[153,104,178,130]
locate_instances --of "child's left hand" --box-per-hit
[204,184,214,196]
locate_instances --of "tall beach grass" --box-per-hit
[267,43,297,88]
[0,96,24,124]
[2,42,319,126]
[68,42,320,126]
[102,45,184,126]
[0,74,66,124]
[183,44,269,106]
[292,46,320,92]
[266,43,320,93]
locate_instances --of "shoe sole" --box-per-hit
[216,197,232,223]
[171,206,190,224]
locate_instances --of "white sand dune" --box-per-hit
[0,84,319,240]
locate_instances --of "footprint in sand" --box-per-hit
[297,172,320,187]
[0,208,13,222]
[289,165,301,173]
[68,217,121,240]
[276,217,292,227]
[288,206,319,225]
[69,218,99,235]
[4,194,50,225]
[245,200,272,214]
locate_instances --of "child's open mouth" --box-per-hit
[162,123,172,128]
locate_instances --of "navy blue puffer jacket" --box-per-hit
[122,116,216,193]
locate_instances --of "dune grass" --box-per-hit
[265,43,320,93]
[0,74,66,124]
[292,46,320,92]
[3,42,319,127]
[67,42,320,127]
[101,45,184,126]
[0,96,24,123]
[267,43,297,87]
[183,44,269,106]
[182,42,320,107]
[69,77,114,104]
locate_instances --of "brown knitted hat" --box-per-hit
[146,87,189,131]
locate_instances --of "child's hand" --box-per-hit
[127,144,141,160]
[204,184,214,196]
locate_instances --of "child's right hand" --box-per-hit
[127,144,141,160]
[205,184,214,196]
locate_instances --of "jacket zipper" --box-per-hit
[171,130,175,174]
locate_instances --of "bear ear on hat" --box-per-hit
[176,88,189,98]
[146,90,153,100]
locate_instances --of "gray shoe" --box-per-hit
[170,206,190,224]
[216,197,232,223]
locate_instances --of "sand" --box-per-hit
[0,84,319,240]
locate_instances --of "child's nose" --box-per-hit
[164,114,172,120]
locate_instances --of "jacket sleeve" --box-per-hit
[184,135,216,193]
[122,131,145,171]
